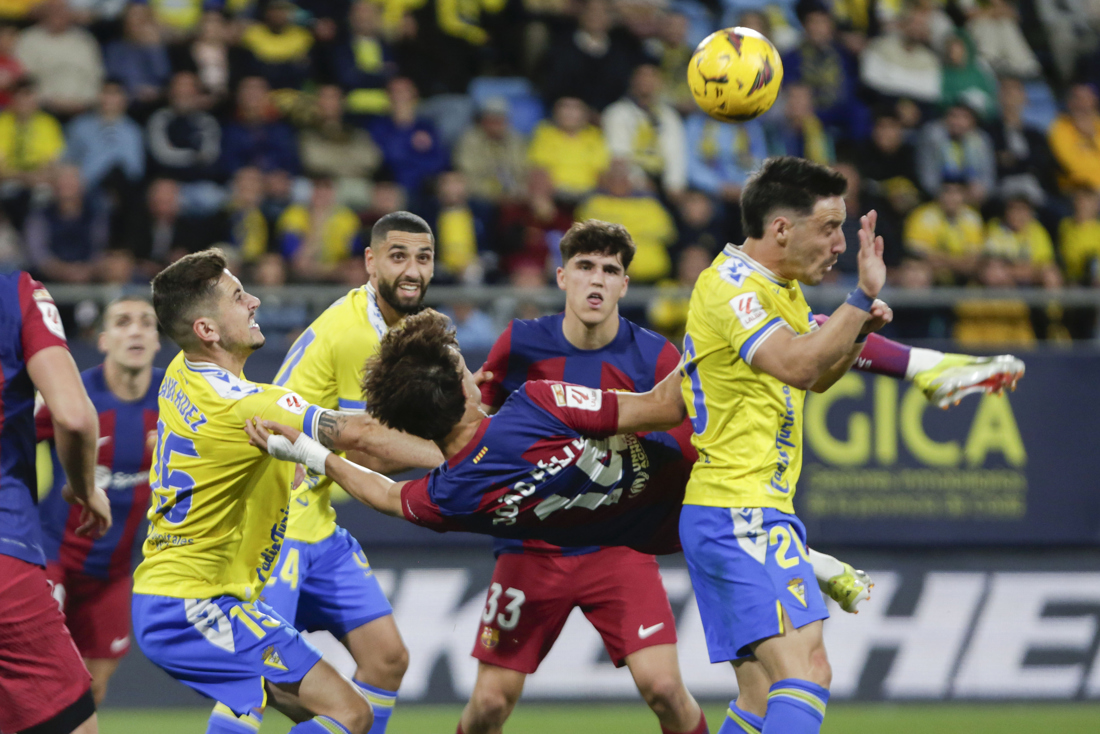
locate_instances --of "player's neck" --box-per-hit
[739,238,792,282]
[562,309,619,350]
[376,295,403,329]
[184,346,248,378]
[438,411,484,459]
[103,359,153,402]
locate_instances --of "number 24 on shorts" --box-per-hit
[482,583,525,631]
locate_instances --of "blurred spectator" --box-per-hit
[104,4,170,118]
[860,6,941,105]
[1048,83,1100,192]
[359,178,406,230]
[221,165,270,264]
[853,107,922,217]
[0,209,21,272]
[299,84,381,209]
[221,76,300,175]
[246,252,308,346]
[411,0,505,95]
[25,165,107,282]
[940,31,997,121]
[64,80,144,191]
[575,158,676,283]
[647,244,711,344]
[0,78,64,227]
[1059,188,1100,285]
[432,170,490,283]
[124,178,223,269]
[915,102,995,205]
[673,189,725,255]
[455,97,527,205]
[541,0,647,112]
[328,0,395,117]
[655,11,695,115]
[685,114,768,206]
[0,25,24,108]
[240,0,313,91]
[904,178,985,282]
[366,76,448,207]
[443,301,498,353]
[833,161,902,277]
[783,3,869,141]
[954,255,1037,345]
[15,0,104,119]
[276,177,362,281]
[527,96,609,201]
[146,71,222,182]
[136,0,204,41]
[603,64,687,197]
[1033,0,1096,83]
[966,0,1042,79]
[767,84,835,164]
[987,76,1058,199]
[169,11,243,111]
[261,167,293,226]
[984,194,1060,286]
[496,167,574,280]
[67,0,128,29]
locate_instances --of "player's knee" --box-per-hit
[385,640,410,680]
[637,674,687,717]
[340,698,374,734]
[356,639,409,684]
[469,685,515,727]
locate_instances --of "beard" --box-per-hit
[377,276,427,316]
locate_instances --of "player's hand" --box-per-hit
[74,485,112,538]
[860,299,893,336]
[472,367,493,387]
[856,210,887,299]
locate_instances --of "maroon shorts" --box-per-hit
[471,546,678,674]
[0,555,92,733]
[46,563,133,660]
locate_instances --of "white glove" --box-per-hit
[267,432,331,476]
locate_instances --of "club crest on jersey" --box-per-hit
[730,292,767,330]
[262,645,288,670]
[550,383,602,412]
[480,626,499,649]
[787,578,807,607]
[277,392,307,414]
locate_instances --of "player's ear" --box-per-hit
[192,317,219,346]
[555,266,566,290]
[96,330,108,355]
[620,273,629,297]
[364,243,375,277]
[773,215,792,246]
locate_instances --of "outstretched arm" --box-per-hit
[314,410,443,470]
[614,369,688,434]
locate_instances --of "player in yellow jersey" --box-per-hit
[132,249,375,734]
[234,212,442,734]
[679,157,893,734]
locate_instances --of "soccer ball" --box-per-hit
[687,27,784,122]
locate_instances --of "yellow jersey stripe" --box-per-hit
[768,688,828,716]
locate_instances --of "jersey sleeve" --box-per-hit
[479,321,513,409]
[231,386,325,441]
[654,340,682,382]
[35,398,55,442]
[524,381,620,438]
[18,273,68,360]
[399,475,450,531]
[716,285,787,366]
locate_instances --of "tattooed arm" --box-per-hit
[316,410,444,471]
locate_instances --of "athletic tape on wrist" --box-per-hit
[266,434,331,475]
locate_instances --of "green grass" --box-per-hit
[97,703,1100,733]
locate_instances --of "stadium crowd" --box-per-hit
[0,0,1097,341]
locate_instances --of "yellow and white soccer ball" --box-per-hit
[687,27,784,122]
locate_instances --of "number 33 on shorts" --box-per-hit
[482,582,525,631]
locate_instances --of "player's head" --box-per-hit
[557,220,633,327]
[740,156,849,285]
[98,295,159,371]
[151,248,264,355]
[363,309,475,443]
[367,211,435,318]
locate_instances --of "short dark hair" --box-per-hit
[362,310,466,442]
[559,219,636,269]
[740,156,848,239]
[151,248,228,347]
[371,211,433,246]
[98,294,154,332]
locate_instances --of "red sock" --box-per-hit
[814,313,910,378]
[662,710,708,734]
[456,724,465,734]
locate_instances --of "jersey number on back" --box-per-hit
[274,327,316,387]
[150,420,200,524]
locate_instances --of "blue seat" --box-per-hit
[468,76,547,137]
[417,94,476,150]
[1022,79,1059,131]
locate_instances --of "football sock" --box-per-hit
[662,709,709,734]
[762,679,829,734]
[717,702,762,734]
[355,680,397,734]
[289,716,353,734]
[455,725,466,734]
[905,348,947,380]
[206,703,263,734]
[813,313,919,380]
[808,548,845,585]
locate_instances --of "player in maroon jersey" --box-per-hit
[0,272,109,734]
[37,296,162,705]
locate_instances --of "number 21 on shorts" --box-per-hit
[482,583,525,631]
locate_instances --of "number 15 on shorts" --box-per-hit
[482,583,525,631]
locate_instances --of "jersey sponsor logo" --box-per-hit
[550,383,602,412]
[787,578,807,607]
[769,385,796,495]
[37,300,66,340]
[479,626,499,649]
[277,392,308,415]
[97,436,112,448]
[731,292,767,330]
[262,645,289,670]
[95,465,149,490]
[638,622,665,639]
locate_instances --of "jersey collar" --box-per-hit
[365,283,388,340]
[722,244,788,286]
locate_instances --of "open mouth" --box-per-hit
[397,281,421,298]
[127,344,146,354]
[248,315,259,329]
[586,292,604,308]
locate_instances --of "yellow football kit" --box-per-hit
[133,353,323,602]
[680,245,816,513]
[273,284,388,543]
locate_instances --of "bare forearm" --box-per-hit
[616,371,687,434]
[782,305,868,389]
[810,338,865,393]
[315,410,443,469]
[53,415,97,500]
[324,454,405,517]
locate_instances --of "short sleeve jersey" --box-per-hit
[401,381,689,555]
[0,272,68,566]
[680,245,815,513]
[133,353,324,601]
[272,284,387,544]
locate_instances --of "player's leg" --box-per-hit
[82,659,122,706]
[458,663,527,734]
[460,552,576,734]
[624,644,706,734]
[62,571,134,705]
[271,657,374,734]
[749,610,830,734]
[342,615,408,733]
